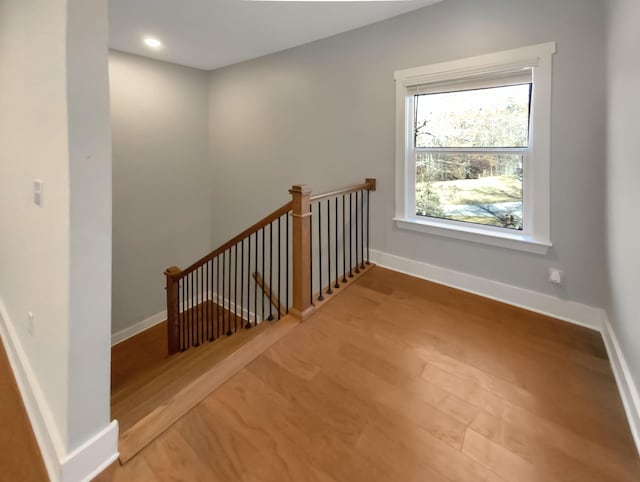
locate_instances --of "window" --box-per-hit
[394,43,556,254]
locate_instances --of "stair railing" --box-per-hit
[308,178,376,310]
[165,178,376,355]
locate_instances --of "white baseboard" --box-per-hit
[0,299,64,481]
[601,316,640,457]
[61,420,119,482]
[112,291,265,346]
[369,249,604,330]
[111,310,166,346]
[0,299,119,482]
[370,248,640,456]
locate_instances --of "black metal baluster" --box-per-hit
[185,274,189,349]
[268,223,274,321]
[261,226,265,322]
[349,193,354,278]
[212,259,216,341]
[197,266,202,346]
[180,278,185,351]
[204,262,208,342]
[197,267,201,345]
[246,235,252,329]
[354,191,360,274]
[208,260,213,341]
[254,231,258,326]
[216,255,220,338]
[309,204,313,305]
[194,268,198,346]
[182,277,186,349]
[189,272,194,347]
[278,216,281,320]
[185,273,189,348]
[226,248,232,336]
[342,195,347,283]
[198,266,204,343]
[317,202,324,301]
[183,277,187,349]
[334,198,339,289]
[241,239,245,330]
[360,190,365,270]
[209,261,213,341]
[286,213,289,314]
[191,271,195,347]
[220,249,225,336]
[202,266,205,343]
[201,266,205,343]
[326,199,333,295]
[234,243,238,333]
[366,189,370,265]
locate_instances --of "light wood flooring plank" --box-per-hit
[99,266,640,482]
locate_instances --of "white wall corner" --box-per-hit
[369,249,604,330]
[601,314,640,457]
[0,300,119,482]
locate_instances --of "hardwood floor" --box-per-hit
[112,308,299,463]
[0,340,48,482]
[99,266,640,482]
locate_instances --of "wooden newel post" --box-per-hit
[164,266,182,355]
[289,184,315,321]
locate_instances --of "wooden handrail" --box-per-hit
[310,178,376,203]
[170,200,293,278]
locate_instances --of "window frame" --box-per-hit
[394,43,556,255]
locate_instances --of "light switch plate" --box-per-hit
[33,179,43,207]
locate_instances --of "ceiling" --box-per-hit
[108,0,443,71]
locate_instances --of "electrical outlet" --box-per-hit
[548,268,563,285]
[27,312,34,335]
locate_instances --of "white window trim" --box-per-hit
[394,42,556,255]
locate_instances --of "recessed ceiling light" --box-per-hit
[143,37,162,49]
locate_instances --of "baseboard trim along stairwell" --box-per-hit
[111,310,167,346]
[369,249,640,456]
[112,291,265,346]
[0,299,119,482]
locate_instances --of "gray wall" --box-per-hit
[607,0,640,395]
[208,0,608,307]
[109,50,212,334]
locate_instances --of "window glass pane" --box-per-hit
[415,84,531,148]
[415,152,523,230]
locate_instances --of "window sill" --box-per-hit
[393,216,551,255]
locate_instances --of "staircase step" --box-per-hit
[116,316,298,464]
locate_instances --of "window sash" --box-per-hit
[413,81,533,150]
[415,147,528,154]
[407,71,532,96]
[407,89,531,235]
[412,149,526,231]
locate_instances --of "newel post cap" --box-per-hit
[365,178,377,190]
[164,266,182,277]
[289,184,312,196]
